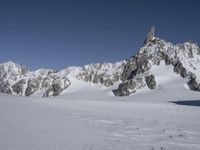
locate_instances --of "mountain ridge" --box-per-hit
[1,27,200,97]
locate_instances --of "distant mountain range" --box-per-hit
[1,26,200,97]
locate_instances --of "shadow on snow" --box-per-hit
[170,100,200,107]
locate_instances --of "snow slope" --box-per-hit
[0,79,200,150]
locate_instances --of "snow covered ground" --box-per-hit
[1,64,200,150]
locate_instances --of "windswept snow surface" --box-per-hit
[1,75,200,150]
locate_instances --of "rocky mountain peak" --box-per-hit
[144,26,155,45]
[0,61,28,79]
[1,27,200,97]
[116,32,200,96]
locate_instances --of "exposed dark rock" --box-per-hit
[12,79,26,95]
[52,83,62,96]
[121,53,150,82]
[121,61,137,81]
[180,68,187,78]
[187,78,200,92]
[144,26,155,45]
[43,83,62,97]
[127,69,138,80]
[115,78,145,96]
[43,78,71,97]
[104,79,113,87]
[162,53,173,65]
[0,81,12,94]
[25,77,42,96]
[41,77,51,89]
[116,74,157,96]
[174,61,183,74]
[188,47,194,58]
[145,75,156,89]
[173,61,187,78]
[115,80,136,96]
[93,73,100,83]
[84,74,92,82]
[42,88,52,97]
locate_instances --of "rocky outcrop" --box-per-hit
[145,75,156,89]
[0,61,28,80]
[120,53,150,82]
[25,76,44,96]
[0,81,12,94]
[120,60,138,81]
[174,61,187,78]
[12,79,26,95]
[64,61,125,87]
[0,61,28,95]
[115,78,146,96]
[144,26,155,45]
[187,78,200,92]
[115,74,157,96]
[43,78,71,97]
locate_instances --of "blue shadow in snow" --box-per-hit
[170,100,200,107]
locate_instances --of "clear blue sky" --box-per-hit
[0,0,200,70]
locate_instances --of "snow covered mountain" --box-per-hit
[1,26,200,97]
[115,26,200,96]
[0,60,126,97]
